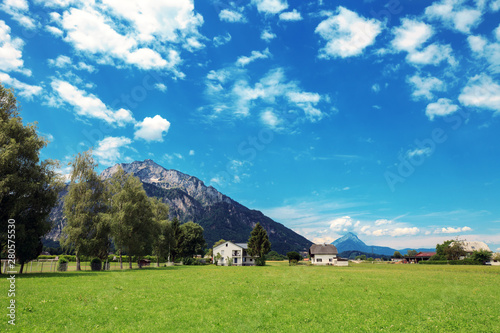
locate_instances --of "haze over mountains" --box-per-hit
[332,232,435,256]
[47,160,312,254]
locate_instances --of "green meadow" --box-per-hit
[2,262,500,332]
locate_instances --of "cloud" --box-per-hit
[371,84,380,93]
[252,0,288,15]
[467,32,500,74]
[0,72,42,99]
[50,0,204,75]
[219,9,246,23]
[260,109,281,128]
[458,74,500,113]
[435,226,473,234]
[0,0,36,30]
[425,0,483,34]
[48,55,97,73]
[213,33,231,47]
[391,19,433,52]
[94,136,132,166]
[407,73,445,100]
[279,9,302,21]
[154,83,167,92]
[0,20,29,74]
[203,67,328,122]
[134,115,171,142]
[372,227,420,237]
[315,7,383,59]
[406,147,432,158]
[51,79,135,126]
[329,216,354,232]
[236,48,271,67]
[391,18,456,66]
[189,150,195,156]
[426,98,459,120]
[375,219,392,226]
[261,29,276,42]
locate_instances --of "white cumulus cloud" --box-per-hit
[94,136,132,166]
[134,115,171,142]
[458,74,500,113]
[252,0,288,15]
[426,98,459,120]
[279,9,302,21]
[315,7,383,59]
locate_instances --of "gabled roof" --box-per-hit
[309,244,338,255]
[416,252,436,257]
[213,241,247,250]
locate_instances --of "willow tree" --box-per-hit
[62,150,110,270]
[0,84,62,273]
[108,166,154,269]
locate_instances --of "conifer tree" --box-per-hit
[247,222,271,266]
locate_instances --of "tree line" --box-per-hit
[62,150,206,270]
[0,85,205,272]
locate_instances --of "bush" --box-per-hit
[287,251,302,262]
[182,257,195,265]
[255,257,266,266]
[90,258,102,271]
[419,259,484,265]
[38,255,57,260]
[57,258,68,272]
[289,259,298,266]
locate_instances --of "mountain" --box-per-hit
[46,159,312,254]
[332,232,435,256]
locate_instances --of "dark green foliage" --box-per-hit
[0,84,62,273]
[248,223,271,266]
[406,250,418,256]
[471,250,492,262]
[429,254,446,261]
[419,259,484,265]
[91,258,102,271]
[57,257,68,271]
[177,222,206,258]
[286,251,302,262]
[289,259,298,266]
[182,257,195,265]
[341,251,391,261]
[393,251,403,258]
[266,250,286,261]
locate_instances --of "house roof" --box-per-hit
[452,241,491,253]
[213,241,247,250]
[416,252,436,257]
[309,244,338,255]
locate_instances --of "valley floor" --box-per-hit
[2,262,499,332]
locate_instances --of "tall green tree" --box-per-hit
[169,216,181,262]
[178,221,206,259]
[62,150,110,271]
[393,251,403,258]
[406,249,418,257]
[150,197,173,267]
[108,167,154,269]
[0,84,62,273]
[247,222,271,266]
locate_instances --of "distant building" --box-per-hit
[212,241,257,266]
[309,244,348,266]
[451,241,491,255]
[405,252,436,263]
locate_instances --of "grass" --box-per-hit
[2,262,500,332]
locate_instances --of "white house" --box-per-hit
[451,241,492,259]
[309,244,347,266]
[213,241,257,266]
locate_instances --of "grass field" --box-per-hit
[2,262,500,332]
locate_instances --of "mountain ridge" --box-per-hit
[332,232,435,256]
[47,159,312,254]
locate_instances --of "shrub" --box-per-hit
[38,255,57,260]
[182,257,195,265]
[289,259,298,266]
[57,258,68,272]
[90,258,102,271]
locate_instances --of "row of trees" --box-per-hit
[62,151,206,270]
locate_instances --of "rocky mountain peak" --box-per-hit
[101,160,230,207]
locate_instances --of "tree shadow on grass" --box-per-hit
[10,265,180,278]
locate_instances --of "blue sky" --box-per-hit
[1,0,500,251]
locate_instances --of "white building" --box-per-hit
[213,241,257,266]
[309,244,347,266]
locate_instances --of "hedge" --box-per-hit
[419,259,483,265]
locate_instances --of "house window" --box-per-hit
[234,258,238,264]
[243,258,246,262]
[226,243,228,247]
[250,259,253,262]
[221,250,224,255]
[329,258,332,262]
[317,258,322,263]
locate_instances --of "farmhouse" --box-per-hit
[405,252,436,263]
[309,244,348,266]
[453,241,491,255]
[212,241,257,266]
